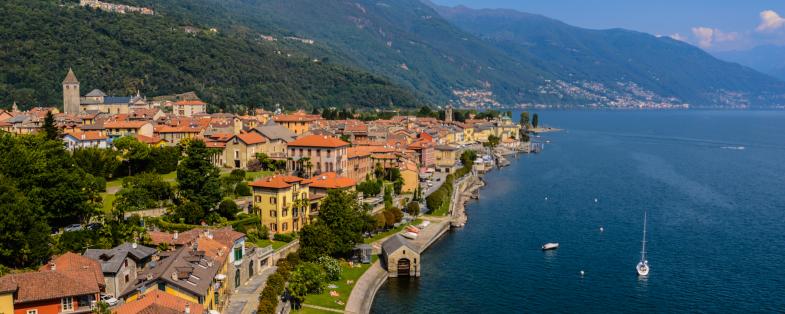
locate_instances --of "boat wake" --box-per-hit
[720,146,746,150]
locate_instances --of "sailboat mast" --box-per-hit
[640,211,647,261]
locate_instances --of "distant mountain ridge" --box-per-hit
[713,46,785,82]
[429,3,785,108]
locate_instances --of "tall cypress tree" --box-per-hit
[43,111,60,140]
[177,140,221,212]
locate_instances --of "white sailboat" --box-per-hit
[636,211,650,276]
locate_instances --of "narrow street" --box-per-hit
[224,266,277,314]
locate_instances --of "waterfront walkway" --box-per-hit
[225,266,277,314]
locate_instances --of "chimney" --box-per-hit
[49,262,56,271]
[173,231,179,240]
[132,242,138,249]
[185,304,190,314]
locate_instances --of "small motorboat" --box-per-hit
[542,242,559,251]
[401,232,418,240]
[418,221,431,229]
[405,226,421,234]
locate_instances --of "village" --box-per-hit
[0,69,529,314]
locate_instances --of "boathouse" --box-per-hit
[381,235,420,277]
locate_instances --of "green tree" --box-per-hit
[172,202,205,225]
[520,112,530,128]
[72,148,120,179]
[316,256,342,281]
[113,136,151,177]
[235,182,252,196]
[532,113,539,129]
[300,190,369,259]
[43,111,60,140]
[298,223,338,261]
[217,199,240,220]
[177,140,221,211]
[148,146,180,174]
[0,178,51,268]
[406,201,420,216]
[114,173,173,213]
[484,135,501,149]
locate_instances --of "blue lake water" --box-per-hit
[371,111,785,313]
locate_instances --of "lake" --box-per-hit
[371,111,785,313]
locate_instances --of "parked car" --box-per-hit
[100,293,119,306]
[86,223,102,231]
[427,182,434,187]
[64,224,83,232]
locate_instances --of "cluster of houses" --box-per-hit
[0,227,277,314]
[79,0,154,15]
[0,69,522,313]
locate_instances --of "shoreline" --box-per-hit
[346,147,519,314]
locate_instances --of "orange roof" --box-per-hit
[197,237,228,262]
[40,252,105,288]
[65,131,107,141]
[273,113,321,123]
[205,141,226,148]
[136,134,166,144]
[174,100,207,106]
[304,172,356,189]
[249,175,305,189]
[236,132,267,145]
[104,121,150,129]
[155,125,202,133]
[288,135,349,148]
[347,146,372,158]
[147,230,202,246]
[371,153,397,160]
[0,271,100,304]
[113,289,204,314]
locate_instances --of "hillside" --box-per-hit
[0,0,423,111]
[714,46,785,82]
[431,4,785,108]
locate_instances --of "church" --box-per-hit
[62,68,148,115]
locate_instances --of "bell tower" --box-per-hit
[62,68,80,114]
[444,104,453,123]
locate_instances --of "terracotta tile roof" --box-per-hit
[235,132,267,145]
[273,113,321,123]
[136,134,166,144]
[113,283,204,314]
[147,229,202,246]
[155,125,202,133]
[205,141,226,148]
[40,252,105,287]
[0,271,99,304]
[371,153,397,160]
[196,237,228,262]
[210,227,246,247]
[304,172,356,189]
[407,140,433,150]
[249,175,305,189]
[288,135,349,148]
[64,131,108,141]
[347,146,372,158]
[105,121,150,129]
[174,100,207,106]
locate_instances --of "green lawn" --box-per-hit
[100,192,116,213]
[299,256,379,311]
[364,219,423,244]
[254,239,289,250]
[293,307,336,314]
[161,171,177,182]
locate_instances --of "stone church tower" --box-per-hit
[62,68,80,114]
[444,104,453,123]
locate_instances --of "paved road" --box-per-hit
[225,267,277,314]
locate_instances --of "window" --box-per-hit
[269,197,276,204]
[282,223,288,231]
[327,150,331,157]
[282,209,288,217]
[270,223,277,232]
[235,269,241,288]
[124,259,128,267]
[269,210,277,217]
[283,197,287,207]
[255,196,261,202]
[316,149,321,157]
[125,274,129,284]
[234,246,243,261]
[78,295,92,308]
[62,297,74,312]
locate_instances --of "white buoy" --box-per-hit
[594,198,599,203]
[580,270,585,277]
[545,196,549,201]
[599,226,604,232]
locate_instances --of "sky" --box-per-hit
[431,0,785,52]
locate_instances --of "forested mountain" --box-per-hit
[0,0,423,111]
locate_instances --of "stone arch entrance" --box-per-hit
[249,262,254,277]
[397,258,411,277]
[235,269,241,288]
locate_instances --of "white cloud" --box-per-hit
[669,33,688,42]
[756,10,785,32]
[690,27,739,48]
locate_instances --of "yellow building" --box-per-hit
[250,175,314,234]
[272,113,322,135]
[435,145,459,169]
[400,159,419,193]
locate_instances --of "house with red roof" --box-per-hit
[224,132,268,169]
[172,100,207,117]
[303,172,356,196]
[249,175,317,234]
[112,289,204,314]
[287,135,349,177]
[0,253,103,314]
